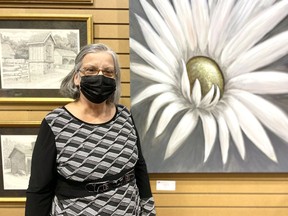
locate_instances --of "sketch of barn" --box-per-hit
[27,31,56,76]
[8,142,34,176]
[54,48,76,66]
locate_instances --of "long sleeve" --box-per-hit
[25,119,57,216]
[134,127,156,215]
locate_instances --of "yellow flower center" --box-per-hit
[186,56,224,98]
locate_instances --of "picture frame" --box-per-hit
[0,121,40,202]
[0,14,93,104]
[130,0,288,173]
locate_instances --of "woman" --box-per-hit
[25,43,156,215]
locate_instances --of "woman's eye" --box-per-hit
[105,70,112,74]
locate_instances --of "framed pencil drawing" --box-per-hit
[0,121,40,202]
[0,14,93,103]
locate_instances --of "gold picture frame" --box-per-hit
[0,14,93,105]
[0,121,40,202]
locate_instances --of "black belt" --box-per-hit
[85,169,135,193]
[55,168,135,198]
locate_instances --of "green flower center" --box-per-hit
[186,56,224,98]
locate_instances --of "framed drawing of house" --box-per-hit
[0,14,93,103]
[0,122,39,201]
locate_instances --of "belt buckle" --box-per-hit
[97,182,110,193]
[85,182,98,192]
[85,182,109,193]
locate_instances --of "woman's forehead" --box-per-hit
[82,52,114,66]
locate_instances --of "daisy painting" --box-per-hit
[129,0,288,172]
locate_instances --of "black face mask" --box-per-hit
[80,75,116,104]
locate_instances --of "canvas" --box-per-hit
[130,0,288,173]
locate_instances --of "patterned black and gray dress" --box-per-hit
[25,105,156,216]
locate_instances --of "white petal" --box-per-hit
[199,111,217,162]
[215,112,230,164]
[226,96,278,162]
[131,63,176,86]
[208,0,235,58]
[209,86,221,107]
[218,102,245,159]
[155,102,188,137]
[207,0,217,12]
[216,0,277,62]
[145,92,178,133]
[172,0,197,58]
[191,79,202,106]
[135,15,179,72]
[221,0,272,42]
[253,0,277,11]
[131,84,171,106]
[139,0,181,57]
[164,110,198,159]
[227,31,288,78]
[130,38,175,78]
[192,0,210,53]
[226,71,288,94]
[230,89,288,142]
[221,0,288,65]
[219,0,276,54]
[199,85,215,108]
[199,85,221,109]
[152,0,188,58]
[180,60,191,101]
[215,0,275,57]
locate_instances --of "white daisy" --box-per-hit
[130,0,288,165]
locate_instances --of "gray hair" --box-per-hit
[60,43,121,104]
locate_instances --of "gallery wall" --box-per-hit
[0,0,288,216]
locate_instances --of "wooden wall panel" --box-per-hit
[0,208,24,216]
[118,54,130,66]
[0,111,47,121]
[154,194,288,207]
[94,40,130,53]
[0,0,94,5]
[94,24,129,39]
[121,68,130,82]
[0,9,129,24]
[1,1,288,216]
[93,0,128,9]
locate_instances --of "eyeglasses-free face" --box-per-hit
[79,52,116,78]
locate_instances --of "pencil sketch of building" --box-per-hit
[1,135,37,190]
[0,29,79,89]
[28,32,55,76]
[8,141,35,176]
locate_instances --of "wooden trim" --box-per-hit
[155,207,288,216]
[154,193,288,207]
[0,0,93,4]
